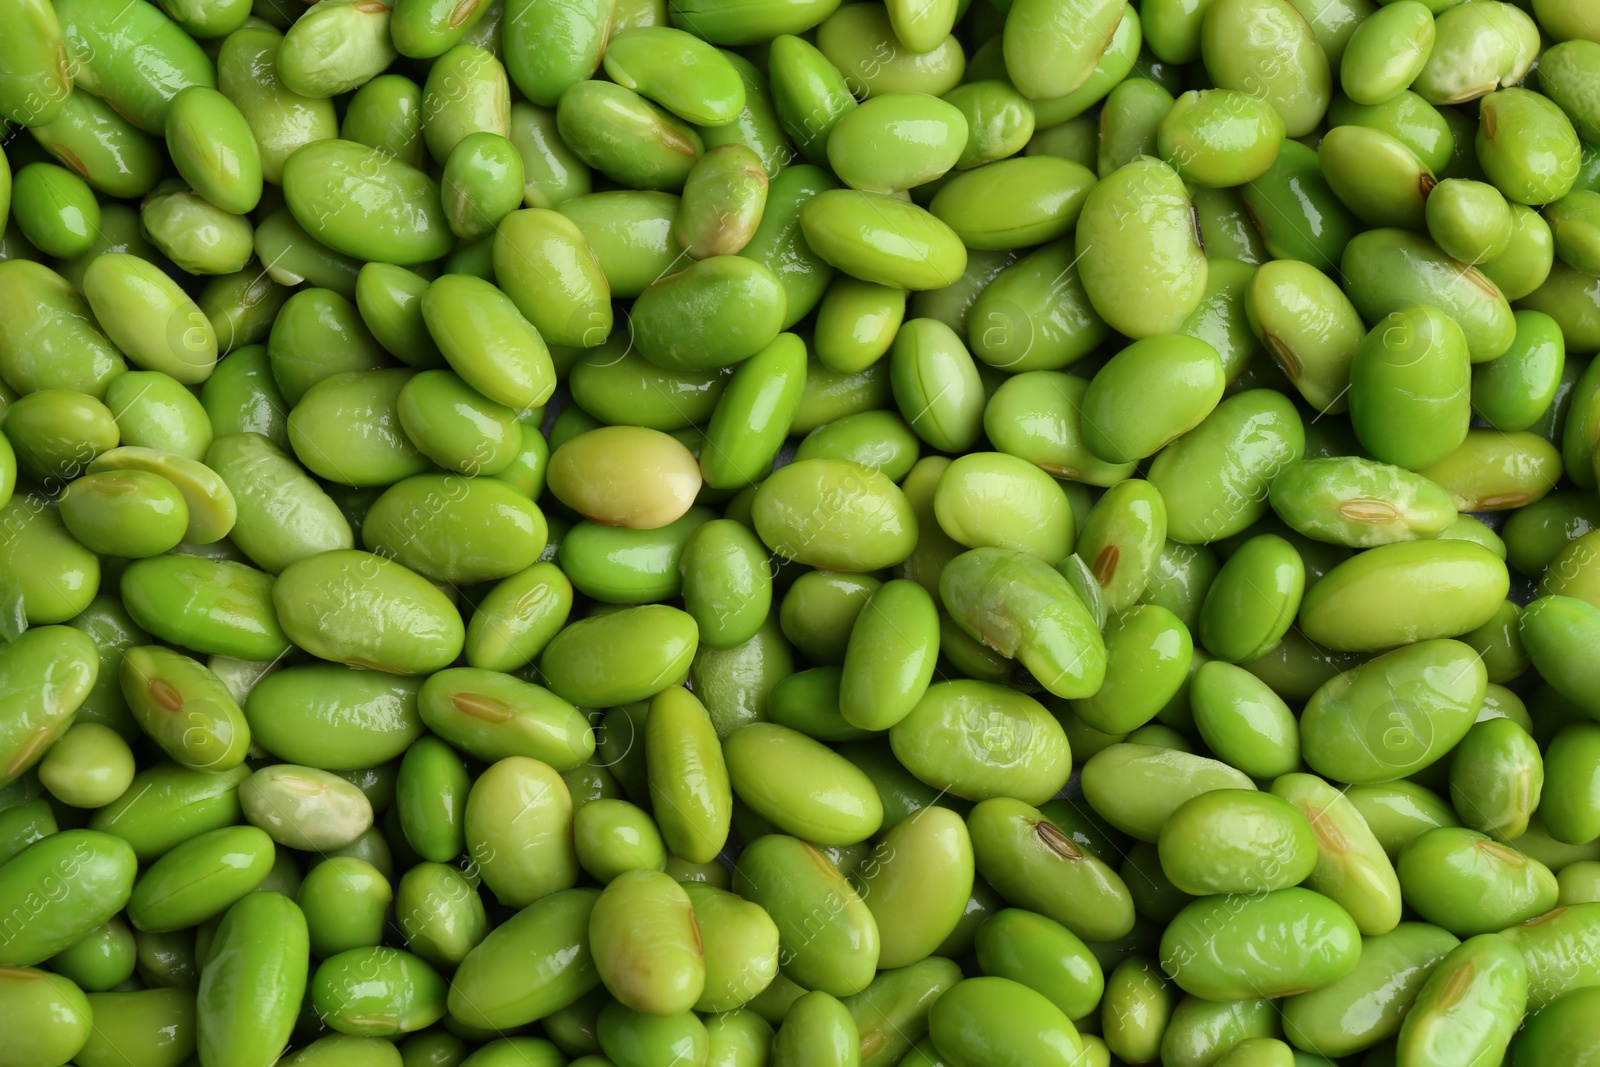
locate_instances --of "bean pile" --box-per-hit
[3,0,1600,1064]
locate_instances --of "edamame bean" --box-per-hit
[1395,933,1527,1067]
[1082,335,1225,462]
[968,797,1135,943]
[1073,606,1193,736]
[801,190,966,291]
[43,915,134,992]
[36,726,132,809]
[363,473,548,584]
[1161,887,1361,1000]
[575,798,666,882]
[12,162,99,259]
[556,190,683,298]
[1399,826,1558,935]
[127,825,274,932]
[1203,0,1331,136]
[845,956,960,1067]
[734,833,879,996]
[1148,389,1306,545]
[0,966,91,1067]
[684,882,778,1013]
[1190,661,1300,779]
[1245,258,1365,413]
[1197,534,1304,663]
[0,830,137,966]
[1160,89,1285,187]
[419,668,591,769]
[1269,456,1458,547]
[1299,639,1483,785]
[120,646,251,772]
[492,208,611,350]
[939,549,1106,700]
[0,261,127,398]
[589,869,705,1016]
[242,665,422,770]
[447,888,600,1029]
[640,687,731,866]
[927,976,1085,1067]
[504,0,611,106]
[273,550,465,675]
[464,756,578,907]
[300,855,393,959]
[83,254,217,385]
[120,554,290,661]
[1158,790,1316,896]
[1283,922,1459,1057]
[1241,141,1357,273]
[549,426,702,530]
[701,333,806,488]
[88,760,251,861]
[312,947,447,1037]
[1075,157,1207,339]
[725,722,883,844]
[540,604,698,707]
[196,891,307,1067]
[0,0,72,126]
[1449,717,1542,842]
[1298,541,1508,652]
[1081,744,1255,843]
[241,764,373,851]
